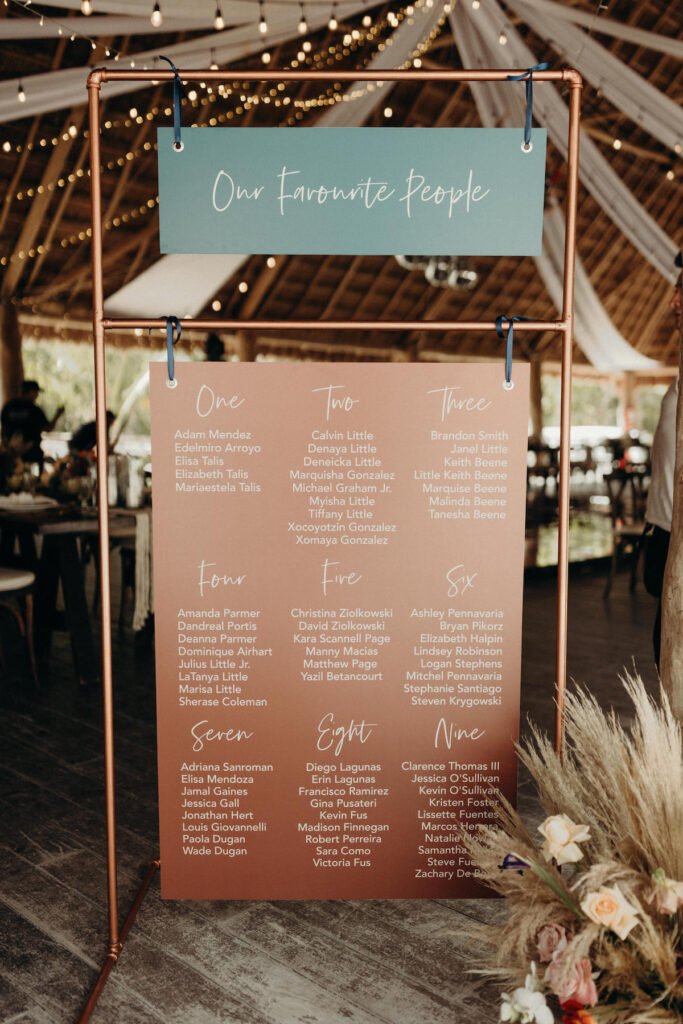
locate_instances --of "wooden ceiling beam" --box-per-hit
[32,219,159,304]
[121,230,155,287]
[27,133,90,290]
[630,276,677,357]
[319,256,365,320]
[103,85,164,225]
[238,255,290,320]
[0,116,42,239]
[2,107,86,298]
[584,125,671,164]
[0,37,67,242]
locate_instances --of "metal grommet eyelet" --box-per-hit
[167,378,178,389]
[173,141,184,152]
[521,141,533,153]
[503,380,514,391]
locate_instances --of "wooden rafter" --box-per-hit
[27,131,90,290]
[0,39,68,241]
[239,255,289,320]
[319,256,365,320]
[103,85,164,226]
[2,108,86,298]
[0,119,41,241]
[33,219,159,305]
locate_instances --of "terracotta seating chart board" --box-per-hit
[150,362,529,899]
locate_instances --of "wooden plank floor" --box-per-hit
[0,558,660,1024]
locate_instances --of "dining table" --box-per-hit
[0,498,141,685]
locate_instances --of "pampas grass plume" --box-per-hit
[464,674,683,1023]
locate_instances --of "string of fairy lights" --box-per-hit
[4,0,679,177]
[3,0,676,285]
[2,0,424,155]
[1,0,448,279]
[4,0,419,101]
[1,0,431,210]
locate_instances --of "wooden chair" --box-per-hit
[0,566,39,684]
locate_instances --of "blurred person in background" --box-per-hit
[0,380,64,467]
[69,411,116,454]
[643,251,681,669]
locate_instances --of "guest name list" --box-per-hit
[150,363,529,899]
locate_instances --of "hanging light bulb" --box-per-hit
[81,0,92,14]
[214,4,224,29]
[258,0,268,33]
[261,50,271,63]
[210,51,219,70]
[498,29,508,45]
[471,0,480,8]
[17,81,26,103]
[298,3,308,34]
[362,13,371,26]
[328,2,338,30]
[151,2,162,27]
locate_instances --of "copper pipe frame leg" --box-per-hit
[554,77,582,757]
[78,860,161,1024]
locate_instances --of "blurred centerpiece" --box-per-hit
[45,452,95,503]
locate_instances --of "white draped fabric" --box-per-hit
[103,254,249,316]
[451,0,679,283]
[103,0,443,316]
[451,3,659,371]
[22,0,305,14]
[539,204,658,371]
[508,0,683,155]
[0,15,257,39]
[502,0,683,60]
[0,0,369,123]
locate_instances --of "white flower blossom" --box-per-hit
[500,964,554,1024]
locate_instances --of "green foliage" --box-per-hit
[22,339,158,435]
[542,376,620,428]
[633,385,669,437]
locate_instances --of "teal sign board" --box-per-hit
[157,126,547,256]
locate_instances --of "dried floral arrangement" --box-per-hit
[464,675,683,1024]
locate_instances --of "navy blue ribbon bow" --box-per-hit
[507,62,549,148]
[496,314,533,385]
[159,55,184,149]
[165,316,182,383]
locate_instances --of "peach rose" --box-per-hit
[580,885,640,940]
[538,814,591,865]
[548,956,598,1006]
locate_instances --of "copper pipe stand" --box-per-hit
[83,65,581,1020]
